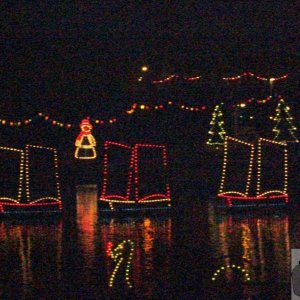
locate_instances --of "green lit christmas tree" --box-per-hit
[272,98,299,142]
[206,104,226,147]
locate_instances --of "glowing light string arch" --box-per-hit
[211,264,251,282]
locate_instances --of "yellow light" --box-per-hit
[240,103,246,108]
[140,105,145,110]
[141,66,148,72]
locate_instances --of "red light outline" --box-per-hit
[100,141,171,204]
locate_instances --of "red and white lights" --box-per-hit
[100,141,171,208]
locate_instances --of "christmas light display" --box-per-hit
[211,264,251,282]
[25,144,62,203]
[108,240,134,288]
[0,144,62,214]
[272,98,299,142]
[206,104,226,147]
[100,141,171,212]
[151,72,287,84]
[37,112,72,128]
[152,74,201,84]
[0,146,24,203]
[217,136,288,208]
[222,72,288,82]
[256,138,288,197]
[75,118,97,159]
[133,144,171,203]
[0,94,276,132]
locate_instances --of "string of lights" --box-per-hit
[150,72,288,84]
[211,264,251,282]
[0,95,283,130]
[152,74,201,84]
[222,72,288,82]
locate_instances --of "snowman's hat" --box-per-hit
[80,117,92,127]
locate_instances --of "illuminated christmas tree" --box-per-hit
[206,104,226,146]
[272,98,299,142]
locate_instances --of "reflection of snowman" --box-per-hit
[75,118,97,159]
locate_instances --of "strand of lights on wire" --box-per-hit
[211,264,251,282]
[152,74,201,84]
[0,95,283,129]
[222,72,288,82]
[150,72,288,84]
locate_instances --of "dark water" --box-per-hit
[0,186,294,299]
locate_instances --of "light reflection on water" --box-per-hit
[0,186,294,298]
[207,204,291,298]
[0,219,62,298]
[76,185,172,298]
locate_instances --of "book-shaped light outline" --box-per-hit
[256,138,288,197]
[218,136,255,197]
[0,146,24,203]
[100,141,135,203]
[25,144,62,204]
[218,136,288,203]
[133,143,171,202]
[100,141,171,204]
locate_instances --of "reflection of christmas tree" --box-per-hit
[206,104,226,146]
[272,98,299,142]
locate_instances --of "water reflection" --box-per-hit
[0,219,62,298]
[108,239,134,288]
[0,186,294,299]
[76,185,98,271]
[208,204,291,297]
[100,215,172,297]
[75,185,172,297]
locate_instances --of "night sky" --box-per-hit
[0,2,299,120]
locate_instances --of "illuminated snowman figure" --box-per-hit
[75,118,97,159]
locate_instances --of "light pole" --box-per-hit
[234,106,238,137]
[233,103,246,136]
